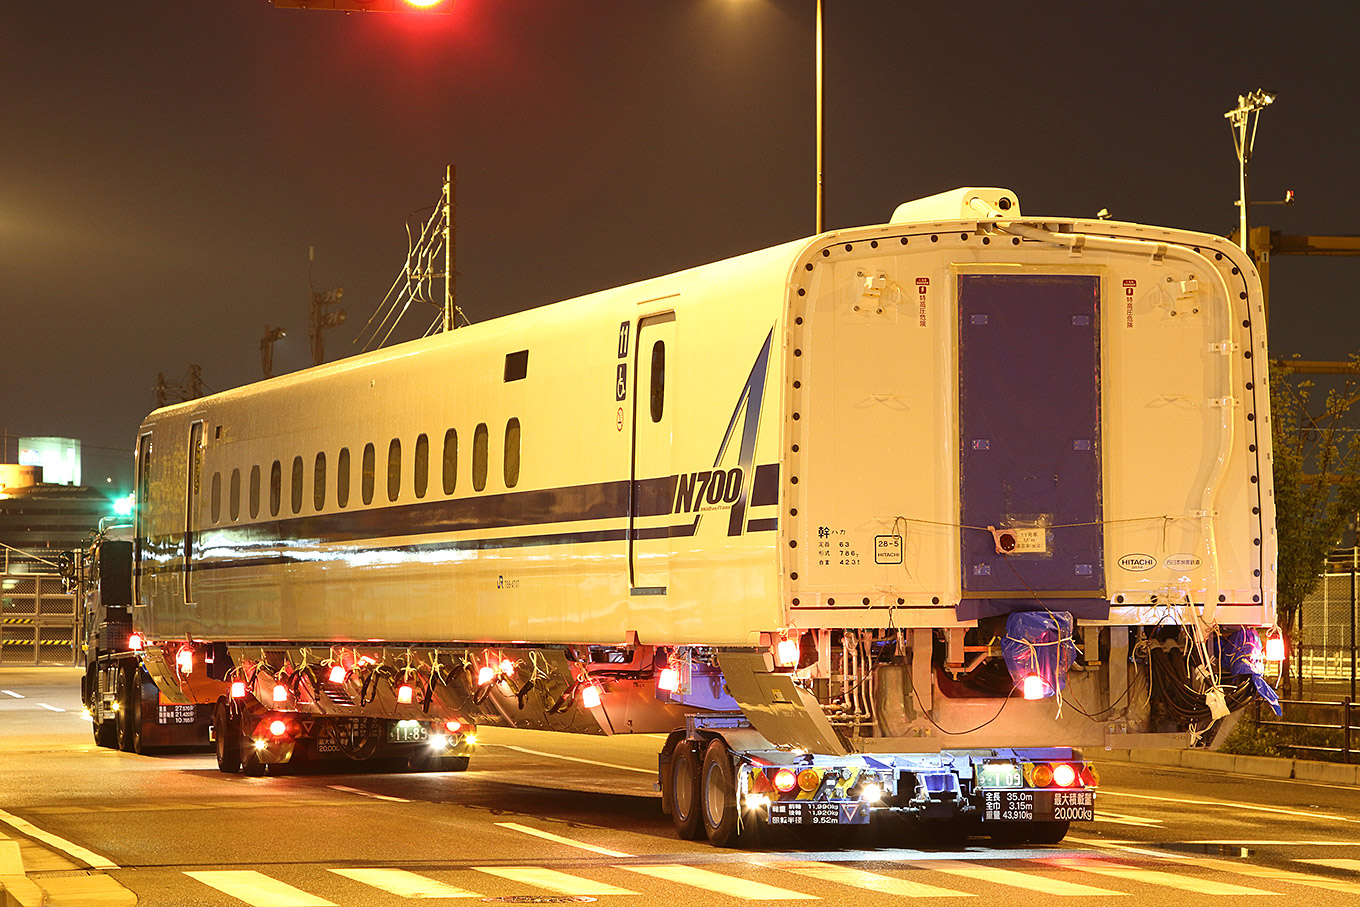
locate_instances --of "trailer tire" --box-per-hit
[115,668,138,753]
[669,741,703,840]
[93,716,117,749]
[241,747,265,776]
[214,703,242,774]
[701,738,749,848]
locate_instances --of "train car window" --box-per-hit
[387,438,402,502]
[270,460,282,516]
[337,448,350,508]
[504,349,528,382]
[504,419,521,488]
[650,340,665,422]
[211,472,222,524]
[314,452,327,511]
[229,469,241,521]
[414,433,429,499]
[291,456,304,514]
[473,423,488,492]
[362,443,375,505]
[249,465,261,519]
[442,429,458,495]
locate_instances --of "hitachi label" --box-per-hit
[1163,554,1202,571]
[1117,553,1157,572]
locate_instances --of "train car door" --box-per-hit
[184,420,204,605]
[629,313,676,594]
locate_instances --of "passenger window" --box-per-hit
[414,434,429,499]
[473,423,488,492]
[291,456,304,514]
[314,452,326,511]
[270,460,282,516]
[387,438,401,502]
[211,472,222,523]
[337,448,350,508]
[229,469,241,521]
[362,443,375,505]
[650,340,665,423]
[442,429,457,495]
[249,465,261,519]
[504,419,521,488]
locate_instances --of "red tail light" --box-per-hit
[397,683,414,704]
[269,719,287,737]
[1052,763,1078,788]
[773,768,797,793]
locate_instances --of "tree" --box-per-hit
[1270,357,1360,696]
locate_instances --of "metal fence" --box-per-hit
[0,547,77,667]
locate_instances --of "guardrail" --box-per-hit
[1255,697,1360,763]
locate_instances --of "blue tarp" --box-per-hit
[1001,611,1079,698]
[1214,627,1283,717]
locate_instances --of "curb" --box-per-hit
[1100,747,1360,785]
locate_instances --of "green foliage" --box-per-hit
[1217,714,1282,757]
[1269,358,1360,694]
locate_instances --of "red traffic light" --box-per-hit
[269,0,454,13]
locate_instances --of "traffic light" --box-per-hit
[268,0,454,13]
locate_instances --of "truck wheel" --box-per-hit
[115,669,135,752]
[669,741,703,840]
[126,673,146,754]
[701,738,750,848]
[214,703,242,774]
[93,716,117,749]
[241,745,265,777]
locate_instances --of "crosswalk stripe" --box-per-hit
[620,864,816,900]
[1191,856,1360,893]
[1298,858,1360,872]
[474,866,639,895]
[915,860,1125,896]
[772,860,972,897]
[1041,857,1276,895]
[330,868,482,898]
[185,870,337,906]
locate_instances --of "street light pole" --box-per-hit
[815,0,823,234]
[1225,89,1276,260]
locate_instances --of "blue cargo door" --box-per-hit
[957,274,1106,620]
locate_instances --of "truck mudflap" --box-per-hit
[736,747,1098,828]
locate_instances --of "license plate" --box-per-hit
[768,800,871,825]
[982,789,1094,822]
[388,723,428,743]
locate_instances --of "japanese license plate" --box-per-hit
[768,800,870,825]
[982,789,1094,822]
[388,723,428,744]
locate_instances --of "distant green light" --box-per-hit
[112,494,134,518]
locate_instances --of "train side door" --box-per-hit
[629,313,676,594]
[184,420,205,605]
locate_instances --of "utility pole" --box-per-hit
[442,164,458,332]
[307,247,346,367]
[1225,89,1276,262]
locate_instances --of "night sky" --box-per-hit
[3,1,1358,492]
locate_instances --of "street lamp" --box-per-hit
[1225,88,1277,260]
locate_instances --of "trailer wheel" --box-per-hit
[115,668,136,753]
[241,746,266,776]
[214,703,242,774]
[701,738,749,848]
[93,715,117,749]
[669,741,703,840]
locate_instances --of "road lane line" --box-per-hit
[1093,811,1162,827]
[914,860,1126,896]
[1,691,24,699]
[621,864,817,900]
[495,821,633,856]
[1041,856,1277,895]
[1298,858,1360,871]
[326,785,409,803]
[1189,840,1360,846]
[186,870,336,906]
[37,703,65,712]
[0,809,117,870]
[486,743,655,774]
[330,867,482,898]
[1099,790,1360,825]
[771,861,971,897]
[474,866,638,895]
[1065,836,1190,859]
[1192,856,1360,893]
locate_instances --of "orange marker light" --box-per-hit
[445,719,462,733]
[328,665,346,684]
[176,648,193,674]
[1022,674,1047,700]
[580,684,602,709]
[397,683,414,704]
[128,633,143,651]
[499,659,516,676]
[272,684,288,703]
[775,638,800,668]
[477,665,496,686]
[230,681,246,699]
[1264,631,1286,663]
[657,667,680,693]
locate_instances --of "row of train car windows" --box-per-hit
[207,419,521,524]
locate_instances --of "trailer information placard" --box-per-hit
[769,801,870,825]
[983,790,1094,822]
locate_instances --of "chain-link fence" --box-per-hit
[0,547,77,666]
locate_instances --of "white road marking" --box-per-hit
[475,865,639,895]
[326,785,409,803]
[1092,811,1161,827]
[1099,789,1360,825]
[1193,856,1360,893]
[330,867,481,898]
[0,808,117,870]
[1190,840,1360,846]
[772,861,971,897]
[37,703,65,713]
[487,743,655,774]
[496,821,633,856]
[1,690,24,699]
[622,864,817,900]
[1042,856,1277,895]
[915,860,1126,896]
[186,870,336,906]
[1298,858,1360,871]
[1064,836,1184,859]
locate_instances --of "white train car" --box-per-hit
[107,188,1278,846]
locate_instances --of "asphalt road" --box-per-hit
[5,666,1360,906]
